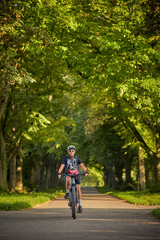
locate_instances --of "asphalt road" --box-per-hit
[0,187,160,240]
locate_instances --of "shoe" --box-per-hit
[64,193,69,199]
[68,202,72,207]
[77,206,83,213]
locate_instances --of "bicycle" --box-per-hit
[61,173,85,219]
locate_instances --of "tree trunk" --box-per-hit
[156,140,160,181]
[51,159,59,188]
[149,149,160,187]
[45,162,52,190]
[30,167,36,185]
[115,165,123,186]
[36,163,42,188]
[125,155,132,186]
[0,123,8,190]
[103,167,109,186]
[138,146,146,191]
[104,168,115,188]
[9,155,16,192]
[16,146,23,192]
[40,163,45,190]
[45,153,57,189]
[111,167,116,188]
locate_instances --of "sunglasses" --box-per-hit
[69,150,75,152]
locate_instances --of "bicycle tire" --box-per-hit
[71,185,76,219]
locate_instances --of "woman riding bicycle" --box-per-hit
[58,145,88,213]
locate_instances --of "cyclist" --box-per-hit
[58,145,88,213]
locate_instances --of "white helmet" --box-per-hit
[67,145,76,152]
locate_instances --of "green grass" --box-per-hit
[0,188,65,211]
[97,186,160,205]
[152,208,160,219]
[97,186,160,219]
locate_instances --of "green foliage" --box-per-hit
[97,186,160,205]
[0,0,159,191]
[81,165,104,187]
[0,188,64,211]
[152,208,160,220]
[111,191,160,205]
[150,183,160,193]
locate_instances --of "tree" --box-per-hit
[0,0,159,191]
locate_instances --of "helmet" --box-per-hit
[67,145,76,152]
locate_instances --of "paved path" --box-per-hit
[0,187,160,240]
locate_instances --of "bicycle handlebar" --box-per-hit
[58,172,87,178]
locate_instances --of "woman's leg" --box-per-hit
[77,184,82,200]
[64,176,71,199]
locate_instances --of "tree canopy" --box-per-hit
[0,0,160,191]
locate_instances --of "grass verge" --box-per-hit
[97,186,160,220]
[152,209,160,219]
[0,187,65,211]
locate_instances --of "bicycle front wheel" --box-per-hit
[71,185,76,219]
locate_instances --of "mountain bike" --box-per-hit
[61,173,85,219]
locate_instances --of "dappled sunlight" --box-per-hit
[30,192,159,211]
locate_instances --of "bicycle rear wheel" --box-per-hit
[71,185,76,219]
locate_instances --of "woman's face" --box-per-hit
[68,149,75,158]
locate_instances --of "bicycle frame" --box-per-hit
[60,173,85,219]
[69,176,78,206]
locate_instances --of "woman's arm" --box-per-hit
[80,163,88,175]
[58,164,65,178]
